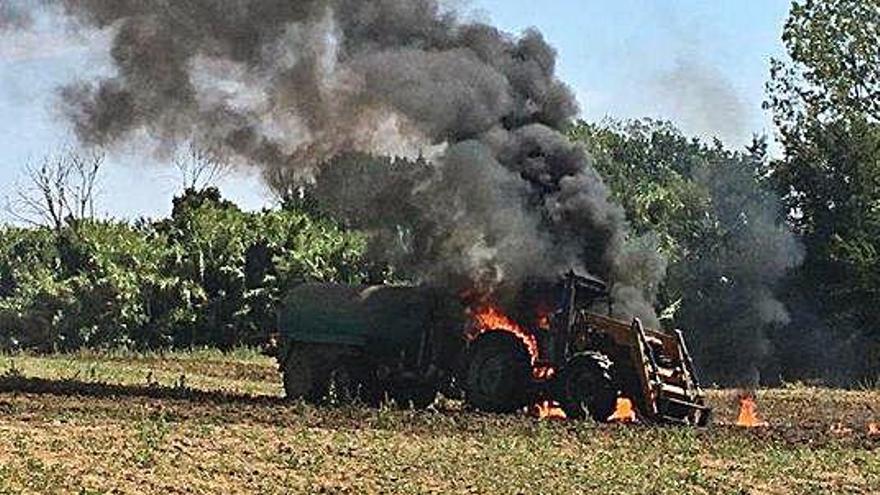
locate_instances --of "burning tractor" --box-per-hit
[275,271,710,424]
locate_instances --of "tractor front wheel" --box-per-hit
[557,352,618,422]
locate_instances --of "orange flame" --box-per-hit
[468,303,558,380]
[535,303,553,330]
[533,365,556,380]
[869,422,879,437]
[608,397,637,423]
[735,395,767,427]
[533,401,567,420]
[469,304,539,362]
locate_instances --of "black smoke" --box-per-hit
[21,0,665,322]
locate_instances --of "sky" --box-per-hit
[0,0,792,222]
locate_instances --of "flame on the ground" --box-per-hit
[735,395,768,427]
[533,401,567,420]
[869,422,879,437]
[608,397,637,423]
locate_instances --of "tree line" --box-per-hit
[0,1,877,384]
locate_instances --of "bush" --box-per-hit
[0,188,368,352]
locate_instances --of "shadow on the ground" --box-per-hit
[0,373,287,406]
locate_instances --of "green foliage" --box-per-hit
[571,120,800,384]
[0,221,173,351]
[0,187,368,352]
[767,0,880,379]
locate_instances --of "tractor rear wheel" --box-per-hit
[557,352,618,422]
[463,331,532,413]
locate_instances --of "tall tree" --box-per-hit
[766,0,880,378]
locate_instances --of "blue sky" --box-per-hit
[0,0,792,222]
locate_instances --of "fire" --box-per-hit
[533,365,556,380]
[869,422,879,437]
[465,302,556,380]
[535,303,553,330]
[735,395,768,427]
[533,401,567,420]
[536,313,551,330]
[608,397,637,423]
[468,304,539,363]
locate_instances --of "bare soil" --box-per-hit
[0,352,877,494]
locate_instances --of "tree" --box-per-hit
[766,0,880,379]
[173,143,231,192]
[570,120,800,385]
[7,150,104,232]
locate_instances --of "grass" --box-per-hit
[0,351,877,494]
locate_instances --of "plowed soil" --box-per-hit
[0,351,877,494]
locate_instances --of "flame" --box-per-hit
[468,303,558,380]
[735,395,767,427]
[869,422,879,437]
[533,365,556,380]
[533,401,567,420]
[608,397,637,423]
[536,313,551,330]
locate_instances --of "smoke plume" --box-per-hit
[0,1,32,31]
[23,0,664,320]
[654,57,748,147]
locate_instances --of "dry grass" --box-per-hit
[0,351,877,494]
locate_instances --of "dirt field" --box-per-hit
[0,350,877,494]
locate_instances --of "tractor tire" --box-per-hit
[463,331,532,413]
[557,352,618,422]
[282,345,327,403]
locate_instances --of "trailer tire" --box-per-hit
[557,352,618,422]
[282,345,327,403]
[325,356,381,407]
[463,331,532,413]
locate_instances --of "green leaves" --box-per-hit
[570,120,800,383]
[0,188,368,353]
[766,0,880,379]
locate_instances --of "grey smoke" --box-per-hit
[0,1,32,31]
[656,56,748,147]
[680,152,803,385]
[18,0,663,320]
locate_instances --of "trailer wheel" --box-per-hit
[463,331,532,413]
[282,345,326,403]
[557,352,618,422]
[325,356,380,407]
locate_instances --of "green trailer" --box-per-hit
[276,283,465,407]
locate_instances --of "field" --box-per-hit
[0,350,877,494]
